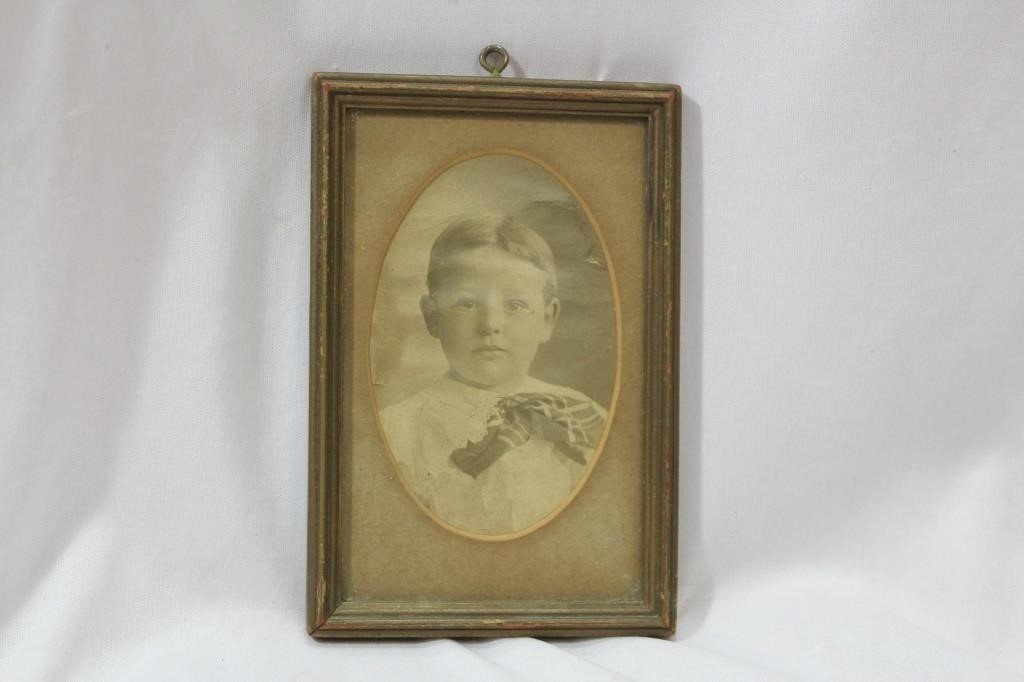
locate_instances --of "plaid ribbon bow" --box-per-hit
[450,392,605,478]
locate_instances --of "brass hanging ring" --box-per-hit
[478,45,509,77]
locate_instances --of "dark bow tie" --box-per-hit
[449,392,605,478]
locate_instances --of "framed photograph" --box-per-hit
[308,71,680,638]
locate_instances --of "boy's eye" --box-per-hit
[504,299,532,314]
[452,297,477,310]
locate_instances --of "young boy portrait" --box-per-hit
[379,214,609,536]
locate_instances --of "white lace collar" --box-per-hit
[428,373,544,411]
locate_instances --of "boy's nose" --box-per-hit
[477,304,503,335]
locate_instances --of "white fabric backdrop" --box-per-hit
[2,2,1022,680]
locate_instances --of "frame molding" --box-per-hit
[308,73,680,639]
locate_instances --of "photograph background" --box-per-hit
[371,153,618,412]
[2,2,1022,680]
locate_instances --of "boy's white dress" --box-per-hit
[380,374,607,535]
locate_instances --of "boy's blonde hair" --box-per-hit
[426,215,558,301]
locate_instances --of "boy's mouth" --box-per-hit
[474,345,508,354]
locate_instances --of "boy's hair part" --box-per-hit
[426,214,558,301]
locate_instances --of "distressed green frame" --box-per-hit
[308,73,680,638]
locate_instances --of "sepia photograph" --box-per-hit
[370,152,620,539]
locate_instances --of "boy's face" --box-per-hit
[421,246,559,391]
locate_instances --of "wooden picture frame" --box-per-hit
[308,72,680,638]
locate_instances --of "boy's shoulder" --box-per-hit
[380,377,479,415]
[518,376,607,415]
[378,383,435,422]
[519,376,589,400]
[378,376,481,427]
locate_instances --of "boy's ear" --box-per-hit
[541,297,560,342]
[420,294,440,338]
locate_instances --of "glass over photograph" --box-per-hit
[370,152,621,540]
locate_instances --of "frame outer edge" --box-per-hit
[306,76,682,638]
[665,84,682,635]
[307,75,329,634]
